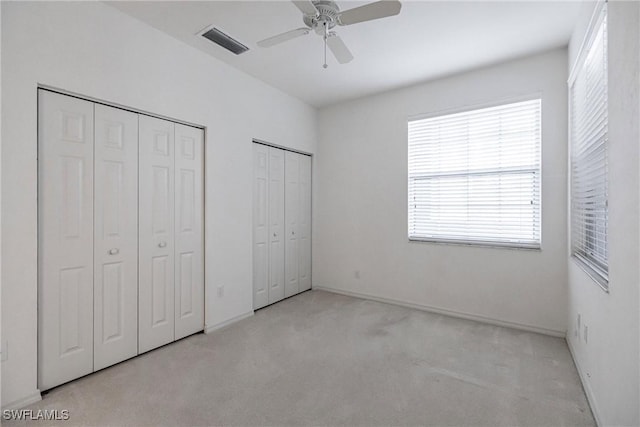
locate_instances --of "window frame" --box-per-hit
[568,2,609,291]
[407,95,543,250]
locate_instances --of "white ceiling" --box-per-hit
[110,1,585,108]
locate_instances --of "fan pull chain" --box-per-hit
[323,22,328,69]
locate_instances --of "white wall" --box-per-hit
[566,2,640,426]
[1,2,316,408]
[315,49,569,335]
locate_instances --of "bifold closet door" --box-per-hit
[298,154,312,292]
[284,151,300,297]
[268,148,285,304]
[253,144,286,309]
[174,124,205,340]
[253,144,269,309]
[39,91,205,389]
[139,115,175,353]
[253,145,311,308]
[38,91,95,390]
[93,104,139,371]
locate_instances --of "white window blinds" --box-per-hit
[570,4,608,287]
[408,99,542,248]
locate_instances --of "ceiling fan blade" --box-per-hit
[326,34,354,64]
[292,0,318,16]
[257,28,311,48]
[337,0,402,26]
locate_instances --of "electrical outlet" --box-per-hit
[1,340,8,362]
[584,324,588,343]
[217,285,224,298]
[354,270,360,279]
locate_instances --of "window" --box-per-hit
[569,4,608,288]
[408,99,542,248]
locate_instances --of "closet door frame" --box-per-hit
[251,139,312,308]
[37,87,207,390]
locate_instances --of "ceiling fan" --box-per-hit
[257,0,402,68]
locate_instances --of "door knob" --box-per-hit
[158,241,167,248]
[108,248,119,255]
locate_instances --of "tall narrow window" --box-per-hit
[570,4,608,288]
[408,98,542,248]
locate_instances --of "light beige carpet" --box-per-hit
[6,290,594,426]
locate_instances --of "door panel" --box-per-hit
[298,154,312,292]
[38,90,94,390]
[152,255,169,324]
[253,144,269,309]
[174,124,204,339]
[284,151,300,297]
[179,253,194,316]
[60,157,83,237]
[268,148,285,304]
[139,115,175,353]
[94,104,139,371]
[59,267,84,355]
[101,262,124,342]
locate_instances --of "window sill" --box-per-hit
[408,237,541,251]
[571,254,609,293]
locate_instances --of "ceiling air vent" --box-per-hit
[201,27,249,55]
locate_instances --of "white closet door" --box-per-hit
[253,144,269,309]
[139,115,175,353]
[38,90,95,390]
[298,154,312,292]
[93,104,139,371]
[284,151,300,297]
[174,124,204,339]
[268,147,285,304]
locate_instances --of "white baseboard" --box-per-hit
[567,337,601,427]
[204,311,254,334]
[313,285,566,338]
[2,390,42,411]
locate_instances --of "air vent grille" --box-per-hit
[201,27,249,55]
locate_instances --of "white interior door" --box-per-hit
[139,115,175,353]
[284,151,300,297]
[174,124,204,339]
[268,147,285,304]
[298,154,312,292]
[38,90,95,390]
[93,104,139,371]
[253,144,269,309]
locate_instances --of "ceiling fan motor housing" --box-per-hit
[304,0,341,34]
